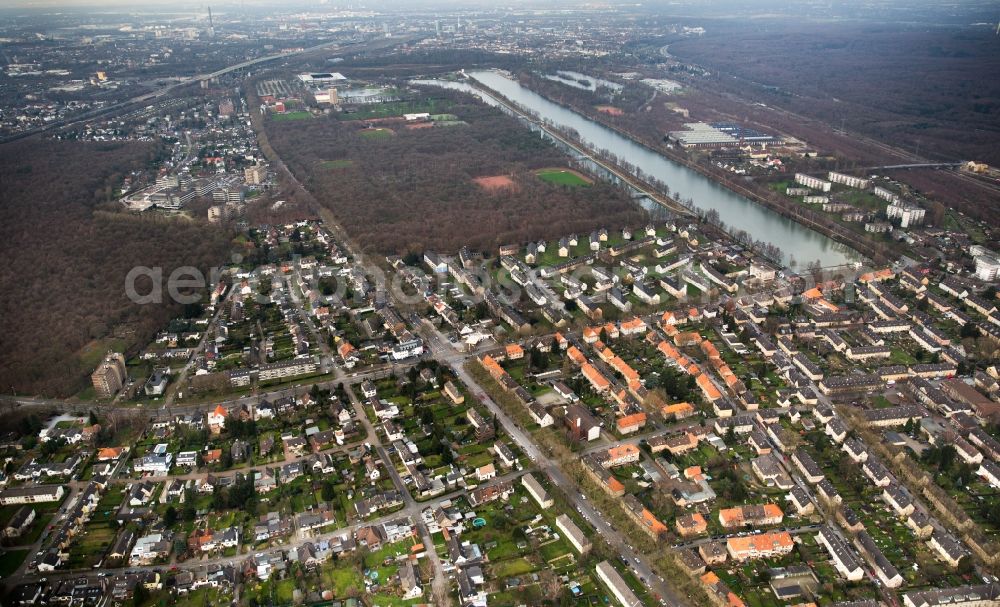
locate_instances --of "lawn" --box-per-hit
[834,187,885,211]
[538,539,571,563]
[75,337,126,399]
[491,556,536,578]
[888,348,918,365]
[274,578,296,603]
[769,180,791,194]
[8,513,53,546]
[174,587,230,607]
[96,485,126,516]
[534,241,590,268]
[65,521,116,568]
[318,562,366,597]
[871,395,894,409]
[78,337,127,370]
[768,181,795,194]
[535,168,592,187]
[272,111,312,122]
[339,99,445,121]
[0,549,27,576]
[360,128,393,140]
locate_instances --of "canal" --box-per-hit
[418,72,856,268]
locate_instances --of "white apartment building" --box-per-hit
[556,514,592,554]
[595,561,642,607]
[872,186,900,203]
[795,173,832,192]
[887,203,926,228]
[974,255,1000,281]
[828,171,870,189]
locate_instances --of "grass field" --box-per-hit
[339,99,445,121]
[0,550,28,576]
[8,513,52,546]
[535,168,592,187]
[360,128,393,140]
[175,587,229,607]
[834,187,885,211]
[320,159,354,169]
[271,111,312,122]
[66,522,116,568]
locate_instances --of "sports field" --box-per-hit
[338,99,443,121]
[473,175,517,192]
[360,128,393,140]
[535,168,593,187]
[271,111,312,121]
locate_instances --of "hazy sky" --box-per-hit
[3,0,996,24]
[5,0,992,7]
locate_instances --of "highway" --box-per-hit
[862,162,965,171]
[0,35,411,144]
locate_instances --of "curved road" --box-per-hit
[0,35,413,144]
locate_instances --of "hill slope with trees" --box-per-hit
[0,138,232,397]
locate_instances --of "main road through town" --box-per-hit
[421,320,687,606]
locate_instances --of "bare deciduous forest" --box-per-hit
[516,61,999,227]
[265,88,647,254]
[669,23,1000,166]
[0,139,232,397]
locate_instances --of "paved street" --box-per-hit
[423,317,686,606]
[344,367,453,605]
[0,96,699,607]
[0,360,412,419]
[8,472,522,585]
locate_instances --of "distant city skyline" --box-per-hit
[4,0,996,17]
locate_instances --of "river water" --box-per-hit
[415,72,856,268]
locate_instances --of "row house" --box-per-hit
[583,455,625,497]
[726,531,794,561]
[718,503,783,528]
[816,527,864,581]
[792,449,825,484]
[786,486,814,516]
[854,530,903,587]
[623,494,668,539]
